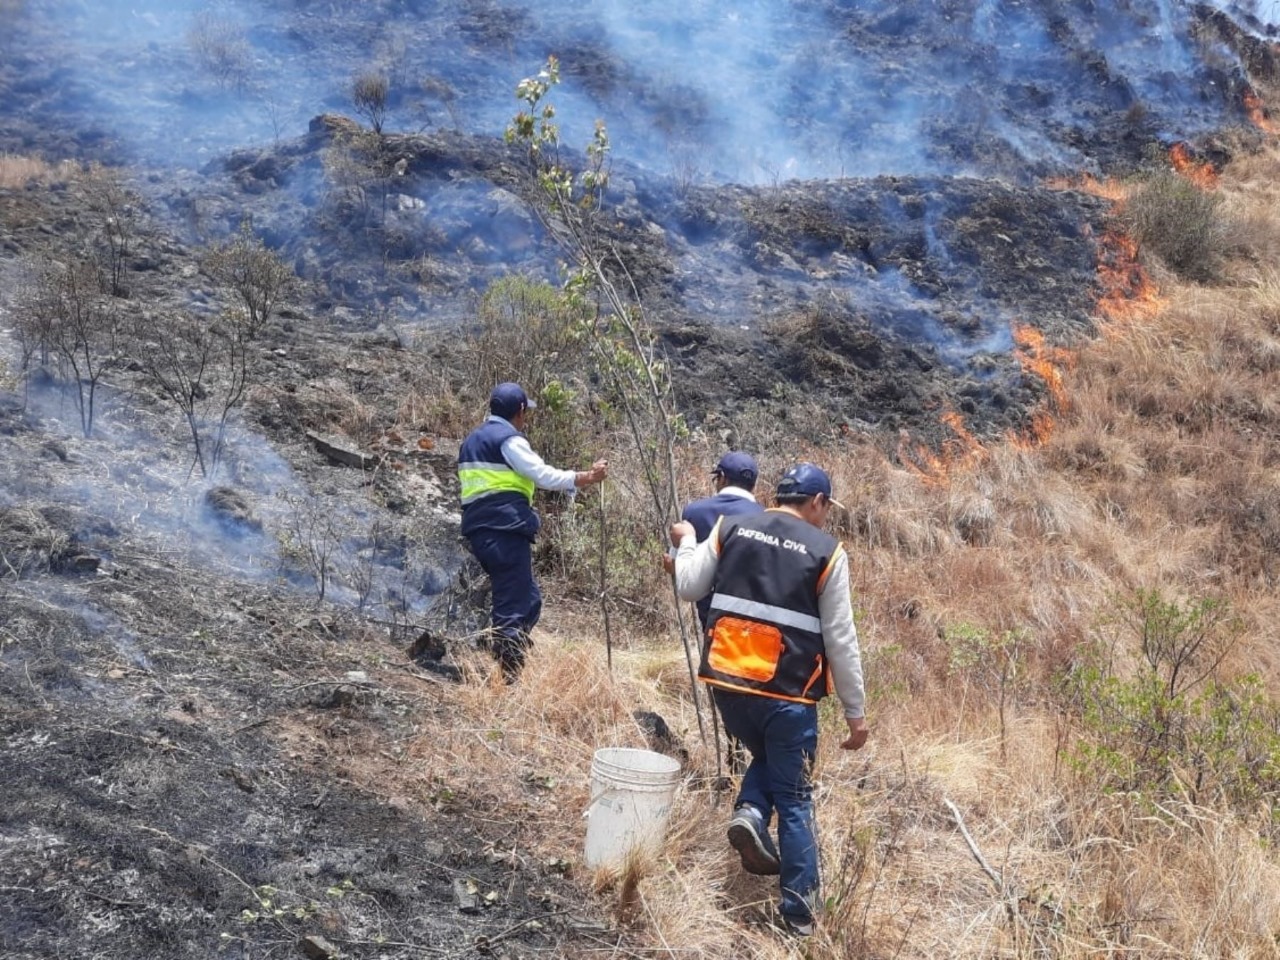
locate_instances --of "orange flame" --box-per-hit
[1044,173,1128,206]
[1097,229,1164,324]
[1168,142,1218,189]
[1010,410,1058,448]
[899,409,988,486]
[1008,324,1078,446]
[1012,324,1076,410]
[1046,172,1164,325]
[1244,89,1277,134]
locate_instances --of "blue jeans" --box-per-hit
[467,530,542,678]
[713,688,820,923]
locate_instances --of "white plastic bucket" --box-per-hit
[583,747,682,870]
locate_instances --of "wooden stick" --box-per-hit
[943,797,1003,891]
[599,484,613,675]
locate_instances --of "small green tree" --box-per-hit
[506,58,707,742]
[506,57,685,534]
[945,622,1028,761]
[1120,588,1241,699]
[1062,589,1278,816]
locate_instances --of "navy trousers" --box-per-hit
[713,688,821,924]
[467,529,542,678]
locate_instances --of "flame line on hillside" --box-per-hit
[898,409,988,487]
[1169,142,1219,190]
[1007,323,1077,447]
[1245,88,1277,134]
[1096,229,1165,326]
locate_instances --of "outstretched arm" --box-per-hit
[502,436,607,491]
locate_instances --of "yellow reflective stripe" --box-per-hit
[458,465,535,504]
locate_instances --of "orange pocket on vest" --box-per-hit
[709,617,783,683]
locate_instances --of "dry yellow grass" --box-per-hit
[389,127,1280,956]
[0,153,80,188]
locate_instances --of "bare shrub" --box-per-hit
[84,164,137,298]
[17,257,121,437]
[133,310,251,479]
[320,135,376,224]
[277,493,343,603]
[669,137,704,199]
[204,222,296,339]
[351,72,390,135]
[186,12,251,91]
[319,129,404,240]
[1125,170,1225,282]
[420,74,459,129]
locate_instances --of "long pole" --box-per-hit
[599,483,613,675]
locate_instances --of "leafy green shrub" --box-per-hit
[1062,590,1279,820]
[1125,171,1225,282]
[945,622,1028,759]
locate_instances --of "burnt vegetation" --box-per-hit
[5,2,1280,958]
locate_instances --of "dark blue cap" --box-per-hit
[777,462,843,507]
[489,382,537,419]
[712,451,758,488]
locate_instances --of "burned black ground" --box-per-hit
[3,2,1280,958]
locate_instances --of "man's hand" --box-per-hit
[576,459,609,487]
[841,716,869,751]
[669,520,695,547]
[661,553,675,575]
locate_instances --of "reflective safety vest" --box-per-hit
[457,419,538,538]
[699,510,843,704]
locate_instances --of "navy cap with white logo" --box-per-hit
[776,463,845,509]
[489,382,537,419]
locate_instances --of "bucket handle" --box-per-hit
[582,789,617,819]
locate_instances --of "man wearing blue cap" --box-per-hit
[457,382,608,680]
[664,451,765,630]
[669,462,868,937]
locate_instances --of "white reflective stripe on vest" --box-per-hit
[708,593,822,634]
[457,460,508,472]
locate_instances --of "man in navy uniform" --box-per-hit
[670,463,868,937]
[665,451,765,629]
[457,382,608,680]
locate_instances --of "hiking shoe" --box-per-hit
[781,915,814,937]
[727,805,781,876]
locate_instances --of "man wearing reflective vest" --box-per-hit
[458,382,608,680]
[669,462,868,937]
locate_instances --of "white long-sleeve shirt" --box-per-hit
[674,519,866,719]
[487,415,578,494]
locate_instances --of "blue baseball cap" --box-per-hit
[712,451,758,488]
[776,463,845,509]
[489,382,537,419]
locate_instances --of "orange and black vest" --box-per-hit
[699,510,843,704]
